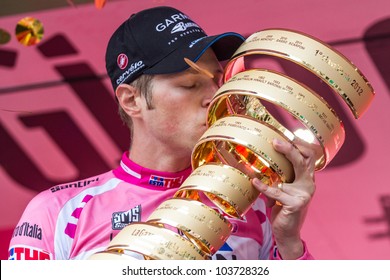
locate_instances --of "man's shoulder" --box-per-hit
[48,172,111,194]
[30,170,116,207]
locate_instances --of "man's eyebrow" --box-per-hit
[184,58,214,79]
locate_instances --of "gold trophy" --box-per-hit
[88,29,375,260]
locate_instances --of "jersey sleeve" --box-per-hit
[8,190,58,260]
[270,240,314,260]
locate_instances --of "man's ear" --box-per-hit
[116,84,142,118]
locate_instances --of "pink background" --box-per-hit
[1,0,390,260]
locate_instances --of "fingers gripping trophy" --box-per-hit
[89,29,375,260]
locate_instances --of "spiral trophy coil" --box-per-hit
[88,28,375,260]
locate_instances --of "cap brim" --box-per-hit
[144,32,245,75]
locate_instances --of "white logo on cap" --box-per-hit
[117,54,128,70]
[171,22,200,34]
[116,60,145,85]
[155,13,190,32]
[189,36,207,48]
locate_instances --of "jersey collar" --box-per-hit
[113,152,192,190]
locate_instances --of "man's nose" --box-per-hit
[202,79,220,108]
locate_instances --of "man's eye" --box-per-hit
[182,84,196,89]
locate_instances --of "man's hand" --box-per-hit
[252,138,316,259]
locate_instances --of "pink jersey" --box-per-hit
[8,152,312,260]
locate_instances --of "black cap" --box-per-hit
[105,6,245,91]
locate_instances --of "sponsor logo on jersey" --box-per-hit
[9,246,51,260]
[50,177,99,193]
[13,222,42,240]
[148,175,184,188]
[112,205,141,230]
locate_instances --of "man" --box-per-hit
[8,6,315,260]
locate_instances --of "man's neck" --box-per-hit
[128,138,192,173]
